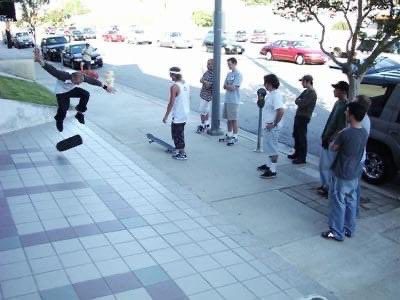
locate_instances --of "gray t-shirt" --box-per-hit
[331,127,368,180]
[224,70,242,104]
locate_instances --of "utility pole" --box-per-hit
[208,0,223,136]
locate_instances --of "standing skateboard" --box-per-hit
[56,135,83,151]
[146,133,175,153]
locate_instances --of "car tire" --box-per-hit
[362,143,396,185]
[265,51,273,60]
[295,55,305,65]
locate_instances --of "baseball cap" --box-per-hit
[332,81,349,92]
[299,75,313,82]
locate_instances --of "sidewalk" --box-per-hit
[0,65,398,300]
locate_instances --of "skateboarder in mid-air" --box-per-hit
[34,48,113,132]
[162,67,190,160]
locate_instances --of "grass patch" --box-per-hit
[0,75,56,106]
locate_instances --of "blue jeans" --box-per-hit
[328,176,358,240]
[355,161,364,217]
[319,148,336,190]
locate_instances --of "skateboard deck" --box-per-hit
[56,135,83,152]
[146,133,175,153]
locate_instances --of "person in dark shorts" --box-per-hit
[163,67,190,160]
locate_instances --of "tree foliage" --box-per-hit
[192,10,213,27]
[273,0,400,99]
[40,0,90,26]
[15,0,49,28]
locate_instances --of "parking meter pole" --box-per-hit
[255,107,263,152]
[208,0,223,136]
[255,88,266,153]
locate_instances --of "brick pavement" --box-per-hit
[0,120,334,300]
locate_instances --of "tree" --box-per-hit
[192,10,213,27]
[241,0,272,5]
[63,0,90,17]
[274,1,400,100]
[15,0,50,42]
[41,0,90,26]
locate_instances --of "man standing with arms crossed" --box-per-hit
[317,81,349,198]
[223,57,242,146]
[288,75,317,164]
[197,59,213,133]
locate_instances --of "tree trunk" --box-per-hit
[347,74,363,101]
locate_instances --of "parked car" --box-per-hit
[64,26,77,37]
[61,43,103,70]
[235,30,247,42]
[40,35,69,61]
[360,68,400,184]
[330,56,400,184]
[12,31,34,48]
[82,28,96,39]
[126,28,152,44]
[45,26,56,35]
[70,30,85,41]
[158,32,193,49]
[102,30,125,42]
[250,29,268,43]
[203,31,245,55]
[260,39,327,65]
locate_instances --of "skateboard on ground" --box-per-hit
[56,134,83,151]
[146,133,175,153]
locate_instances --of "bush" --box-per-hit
[192,10,213,27]
[332,21,349,30]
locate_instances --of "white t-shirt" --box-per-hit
[55,80,76,94]
[264,89,284,128]
[360,115,371,163]
[172,81,190,123]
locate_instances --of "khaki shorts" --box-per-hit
[263,127,280,156]
[223,103,239,120]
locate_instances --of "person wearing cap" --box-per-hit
[321,101,368,241]
[163,67,190,160]
[317,81,349,197]
[288,75,317,164]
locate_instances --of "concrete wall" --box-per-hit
[0,59,35,80]
[0,98,54,134]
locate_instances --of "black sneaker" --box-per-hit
[257,164,270,172]
[292,159,306,165]
[260,169,277,179]
[196,125,204,134]
[75,112,85,124]
[172,152,187,160]
[287,153,297,159]
[55,118,63,132]
[227,137,238,146]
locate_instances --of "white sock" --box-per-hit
[233,134,238,139]
[270,163,277,173]
[227,131,233,137]
[265,157,271,167]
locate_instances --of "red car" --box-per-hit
[102,30,125,42]
[260,39,327,65]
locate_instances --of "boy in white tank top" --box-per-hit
[163,67,190,160]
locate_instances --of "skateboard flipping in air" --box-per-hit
[33,48,114,151]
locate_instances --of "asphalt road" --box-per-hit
[1,38,347,156]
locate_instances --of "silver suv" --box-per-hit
[359,64,400,184]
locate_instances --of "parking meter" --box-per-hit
[255,88,267,152]
[257,88,267,108]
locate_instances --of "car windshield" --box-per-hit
[374,56,400,69]
[70,45,86,54]
[73,31,81,35]
[135,30,144,34]
[16,32,29,38]
[171,32,182,37]
[46,37,68,45]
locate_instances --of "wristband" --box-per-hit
[102,84,108,90]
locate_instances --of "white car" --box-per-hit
[158,32,193,49]
[126,29,152,44]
